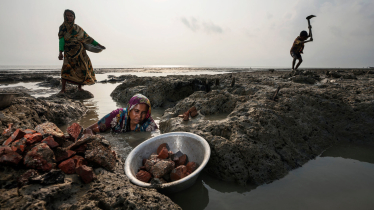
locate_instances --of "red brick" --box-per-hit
[58,158,76,174]
[178,154,188,166]
[157,143,168,155]
[3,129,25,146]
[157,147,169,159]
[55,149,76,162]
[76,165,96,184]
[186,162,198,174]
[0,146,22,165]
[25,133,43,145]
[189,106,198,117]
[136,170,152,183]
[170,165,187,182]
[23,143,56,171]
[41,136,59,148]
[11,138,27,154]
[71,155,87,168]
[67,123,83,142]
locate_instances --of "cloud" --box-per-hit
[180,17,223,34]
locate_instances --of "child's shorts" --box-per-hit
[291,52,302,59]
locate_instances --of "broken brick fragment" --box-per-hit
[186,162,198,174]
[76,165,96,184]
[23,143,56,172]
[157,143,168,155]
[58,158,76,174]
[189,106,198,117]
[170,165,187,182]
[11,138,27,154]
[157,147,169,159]
[55,148,76,162]
[25,133,43,145]
[3,129,26,146]
[0,146,22,165]
[178,154,188,166]
[136,170,152,183]
[41,136,59,148]
[71,155,87,168]
[67,123,83,142]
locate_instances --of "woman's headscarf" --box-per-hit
[58,9,76,39]
[127,94,152,120]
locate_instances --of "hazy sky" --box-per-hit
[0,0,373,68]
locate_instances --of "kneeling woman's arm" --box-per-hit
[84,123,100,135]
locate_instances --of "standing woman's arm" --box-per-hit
[58,37,64,60]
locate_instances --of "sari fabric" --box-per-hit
[58,9,96,85]
[97,94,158,133]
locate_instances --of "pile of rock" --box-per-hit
[0,122,116,186]
[136,143,198,184]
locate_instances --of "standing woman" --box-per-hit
[58,9,105,93]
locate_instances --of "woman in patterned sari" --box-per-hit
[84,94,158,134]
[58,9,105,93]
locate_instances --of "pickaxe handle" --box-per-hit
[307,19,313,39]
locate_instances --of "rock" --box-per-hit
[41,136,59,148]
[30,169,65,185]
[0,146,22,165]
[186,162,198,174]
[292,75,316,84]
[342,74,357,79]
[170,165,187,181]
[150,160,175,178]
[35,122,66,146]
[3,129,26,146]
[145,158,159,171]
[76,165,96,184]
[67,123,83,142]
[136,170,152,183]
[157,147,169,159]
[23,129,36,134]
[24,133,43,145]
[18,169,39,187]
[24,143,56,171]
[69,90,94,100]
[352,69,365,75]
[326,71,342,78]
[54,148,76,162]
[0,95,87,135]
[85,136,116,171]
[58,158,76,174]
[10,138,27,154]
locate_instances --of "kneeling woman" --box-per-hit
[85,94,158,134]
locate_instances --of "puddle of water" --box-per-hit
[168,143,374,210]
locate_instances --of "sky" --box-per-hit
[0,0,373,68]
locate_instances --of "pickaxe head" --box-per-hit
[306,15,316,20]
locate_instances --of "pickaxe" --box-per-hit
[306,15,316,39]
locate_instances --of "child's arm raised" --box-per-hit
[300,37,313,44]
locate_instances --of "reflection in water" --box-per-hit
[321,143,374,164]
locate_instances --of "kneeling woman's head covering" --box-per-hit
[127,94,152,119]
[98,94,158,132]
